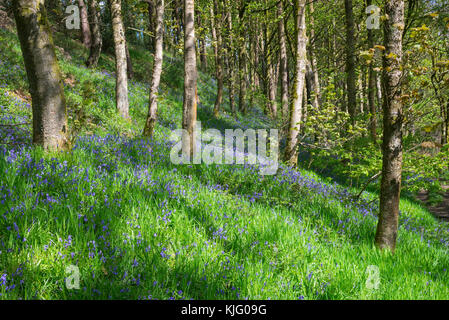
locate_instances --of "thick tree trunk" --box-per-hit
[110,0,129,118]
[78,0,92,48]
[284,0,307,167]
[86,0,102,68]
[211,0,223,118]
[344,0,357,123]
[182,0,197,157]
[375,0,405,252]
[13,0,68,150]
[143,0,164,137]
[278,1,289,120]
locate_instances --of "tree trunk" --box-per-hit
[147,0,155,51]
[375,0,405,252]
[211,0,223,118]
[125,42,134,79]
[197,13,208,71]
[225,0,236,114]
[182,0,197,158]
[86,0,102,68]
[143,0,164,137]
[110,0,129,118]
[442,102,448,145]
[278,1,289,120]
[284,0,307,167]
[78,0,92,48]
[367,0,377,143]
[13,0,68,150]
[344,0,357,123]
[237,1,247,114]
[308,0,320,109]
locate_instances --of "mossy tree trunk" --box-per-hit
[13,0,69,150]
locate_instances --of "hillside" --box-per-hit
[1,25,449,300]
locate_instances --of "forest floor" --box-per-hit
[1,26,449,300]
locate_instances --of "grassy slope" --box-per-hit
[1,27,449,300]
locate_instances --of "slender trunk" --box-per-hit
[238,4,247,114]
[278,1,289,120]
[110,0,129,118]
[78,0,92,48]
[182,0,197,157]
[284,0,307,167]
[344,0,357,123]
[126,42,134,79]
[308,0,320,109]
[358,70,364,113]
[225,1,236,114]
[86,0,102,68]
[442,102,448,145]
[211,0,223,118]
[143,0,164,137]
[367,0,377,143]
[13,0,68,150]
[147,0,155,51]
[197,13,207,71]
[268,62,278,118]
[375,0,405,252]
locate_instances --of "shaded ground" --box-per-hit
[416,184,449,221]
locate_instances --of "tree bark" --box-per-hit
[284,0,307,167]
[308,0,320,109]
[237,0,247,114]
[344,0,357,123]
[211,0,223,118]
[146,0,155,51]
[278,0,289,120]
[125,42,134,79]
[375,0,405,252]
[225,0,236,114]
[86,0,102,68]
[197,13,208,71]
[13,0,68,150]
[78,0,92,48]
[143,0,164,137]
[110,0,129,118]
[367,0,377,143]
[182,0,197,157]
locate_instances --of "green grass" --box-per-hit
[1,27,449,300]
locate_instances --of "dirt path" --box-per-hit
[416,185,449,221]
